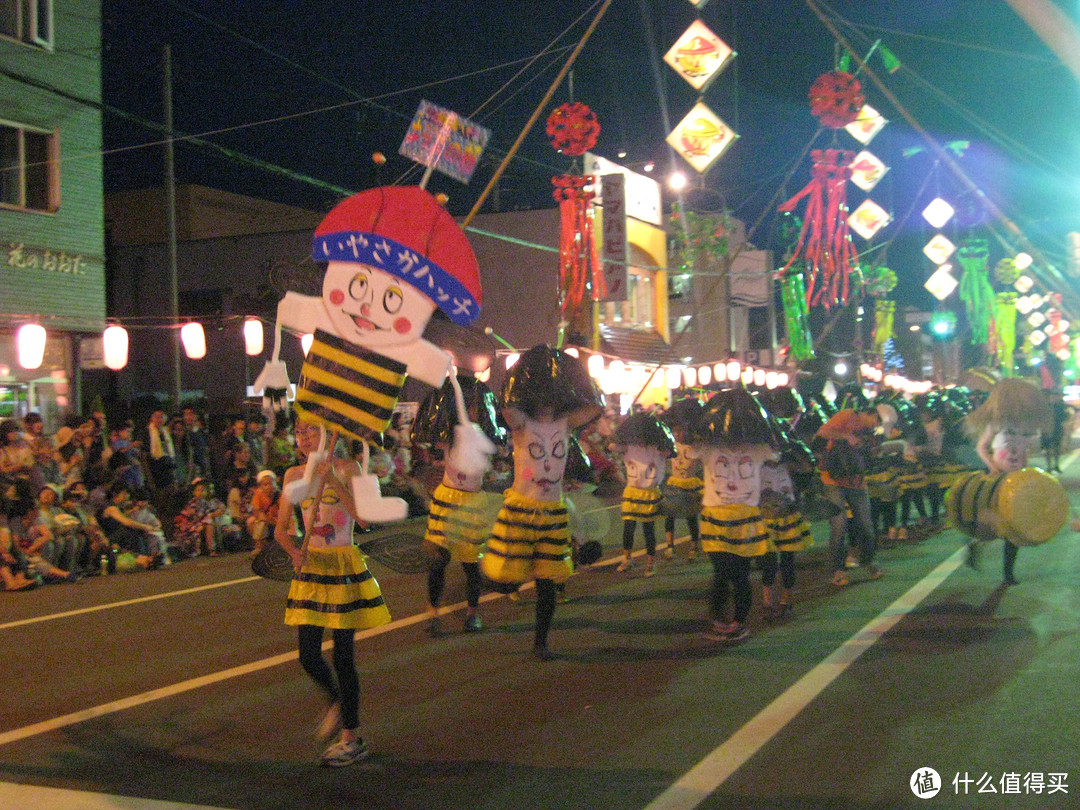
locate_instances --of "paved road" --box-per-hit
[2,454,1079,809]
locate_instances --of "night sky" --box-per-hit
[101,0,1080,316]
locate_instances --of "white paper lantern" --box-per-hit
[765,371,779,389]
[713,362,727,382]
[698,364,712,386]
[587,354,605,378]
[683,366,698,388]
[181,322,206,359]
[666,366,682,389]
[753,368,766,387]
[17,324,46,370]
[102,325,129,370]
[921,198,955,229]
[474,367,491,382]
[740,366,754,385]
[243,318,264,356]
[726,359,741,380]
[506,352,521,370]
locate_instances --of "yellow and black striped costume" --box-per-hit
[700,503,770,557]
[895,458,929,495]
[864,463,901,503]
[480,489,573,585]
[765,509,814,553]
[425,482,489,564]
[284,546,392,630]
[294,329,408,442]
[621,485,662,521]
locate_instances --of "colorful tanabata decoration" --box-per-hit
[993,292,1018,373]
[546,102,601,157]
[780,269,815,362]
[923,234,957,265]
[663,19,735,93]
[849,150,889,192]
[862,265,897,298]
[844,104,887,145]
[777,149,860,308]
[808,71,864,128]
[399,100,490,184]
[994,257,1021,287]
[924,265,958,301]
[957,239,995,345]
[873,299,895,355]
[667,101,738,174]
[552,175,602,320]
[253,185,483,523]
[847,199,891,240]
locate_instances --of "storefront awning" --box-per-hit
[597,324,673,366]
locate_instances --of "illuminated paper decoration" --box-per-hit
[1028,311,1046,328]
[844,104,887,144]
[685,0,713,6]
[1028,329,1047,346]
[1014,274,1034,293]
[664,20,735,93]
[17,323,46,370]
[181,322,206,360]
[399,100,491,184]
[849,150,889,191]
[1015,295,1034,315]
[923,234,956,265]
[243,318,264,356]
[848,199,891,240]
[102,325,129,370]
[922,197,955,229]
[667,102,738,174]
[1057,348,1072,360]
[924,265,958,300]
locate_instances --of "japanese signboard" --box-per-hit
[399,100,490,184]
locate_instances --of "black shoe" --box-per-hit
[532,644,557,661]
[1003,575,1019,586]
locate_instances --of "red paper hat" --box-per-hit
[313,186,482,325]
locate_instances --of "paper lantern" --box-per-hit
[181,322,206,359]
[300,333,314,355]
[587,353,604,378]
[243,318,264,356]
[713,362,727,382]
[564,347,579,358]
[667,101,738,174]
[102,325,129,371]
[17,324,46,370]
[740,366,754,386]
[726,359,741,380]
[475,367,491,383]
[666,366,682,389]
[1015,296,1034,315]
[848,199,891,240]
[1014,252,1033,270]
[663,19,735,93]
[923,234,957,265]
[924,265,958,301]
[1028,329,1047,346]
[1028,311,1046,328]
[753,368,766,387]
[765,371,779,389]
[922,198,955,229]
[698,364,712,386]
[778,372,790,387]
[683,366,698,388]
[1014,275,1034,294]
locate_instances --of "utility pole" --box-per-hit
[163,43,181,408]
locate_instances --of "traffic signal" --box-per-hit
[929,311,957,340]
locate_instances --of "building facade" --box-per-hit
[0,0,105,427]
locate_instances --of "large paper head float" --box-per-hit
[313,186,483,339]
[500,345,604,429]
[662,396,705,438]
[614,413,676,491]
[412,375,505,449]
[690,388,780,449]
[964,377,1051,440]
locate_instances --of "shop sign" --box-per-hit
[6,242,90,275]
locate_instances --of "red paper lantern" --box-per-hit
[546,102,601,156]
[808,71,864,129]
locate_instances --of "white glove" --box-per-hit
[447,423,495,479]
[253,361,291,415]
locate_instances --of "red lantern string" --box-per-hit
[547,102,601,156]
[778,149,860,309]
[552,174,602,316]
[808,71,864,129]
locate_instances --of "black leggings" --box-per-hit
[899,490,926,526]
[870,499,896,535]
[760,550,796,590]
[427,545,482,608]
[534,578,557,649]
[707,551,752,624]
[298,625,359,731]
[664,515,700,544]
[1004,540,1019,582]
[622,519,657,555]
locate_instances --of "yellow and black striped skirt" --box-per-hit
[480,489,573,585]
[700,503,769,557]
[285,545,391,630]
[425,483,492,564]
[621,485,662,521]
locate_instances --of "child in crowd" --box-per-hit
[129,488,171,564]
[613,413,676,577]
[174,478,227,557]
[247,469,280,555]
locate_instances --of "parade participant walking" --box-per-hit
[612,413,675,576]
[274,421,391,767]
[480,345,603,660]
[660,397,705,560]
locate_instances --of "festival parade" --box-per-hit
[4,1,1080,807]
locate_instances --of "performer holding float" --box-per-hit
[951,377,1066,585]
[612,413,676,577]
[413,374,502,634]
[480,345,603,660]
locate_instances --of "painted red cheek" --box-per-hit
[393,317,412,334]
[329,289,345,306]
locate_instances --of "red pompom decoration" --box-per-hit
[546,102,601,156]
[808,71,865,128]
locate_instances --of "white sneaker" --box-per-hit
[321,738,369,767]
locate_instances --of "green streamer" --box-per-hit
[994,292,1018,376]
[781,270,815,362]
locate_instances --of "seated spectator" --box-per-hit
[28,435,62,495]
[128,487,170,564]
[109,421,146,490]
[37,483,85,573]
[1,481,37,591]
[0,420,34,481]
[59,482,108,574]
[55,424,86,488]
[97,481,163,569]
[370,444,429,517]
[8,482,78,583]
[173,477,228,557]
[225,466,257,552]
[247,469,280,555]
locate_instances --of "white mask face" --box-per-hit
[624,445,666,490]
[323,261,436,349]
[701,444,771,507]
[760,463,795,501]
[512,416,570,501]
[671,441,696,479]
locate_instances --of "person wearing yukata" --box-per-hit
[612,412,675,577]
[412,374,503,635]
[688,387,779,644]
[957,377,1058,585]
[480,345,603,660]
[253,185,484,524]
[660,397,705,561]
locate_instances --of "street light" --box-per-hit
[668,171,688,191]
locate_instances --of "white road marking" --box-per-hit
[0,781,230,809]
[643,546,968,810]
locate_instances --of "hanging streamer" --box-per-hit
[993,292,1018,375]
[873,299,895,355]
[957,239,994,346]
[778,149,860,309]
[780,268,815,362]
[552,174,601,318]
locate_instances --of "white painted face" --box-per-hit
[443,456,485,493]
[759,462,795,501]
[624,445,666,490]
[671,441,696,479]
[700,444,772,507]
[323,261,436,349]
[991,427,1037,473]
[511,416,570,502]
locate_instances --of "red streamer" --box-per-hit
[778,149,860,309]
[553,175,602,317]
